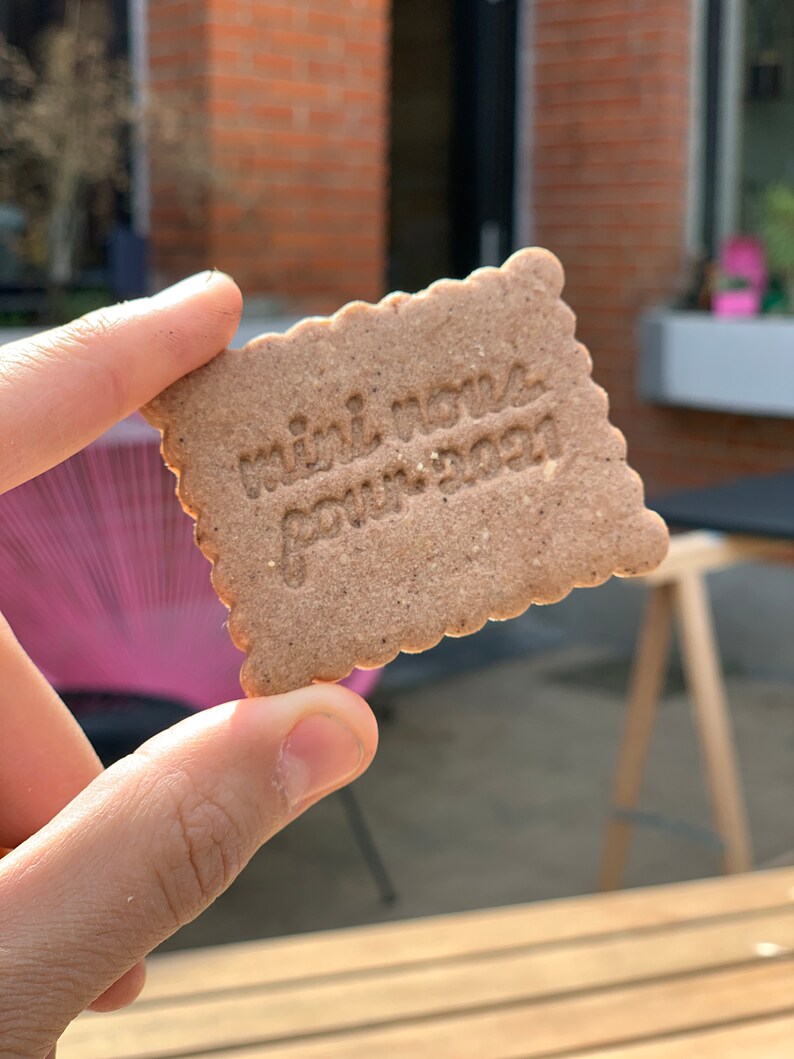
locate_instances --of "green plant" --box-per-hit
[760,183,794,285]
[0,1,130,319]
[1,1,256,322]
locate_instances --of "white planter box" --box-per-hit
[639,310,794,418]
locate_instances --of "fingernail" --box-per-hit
[150,270,232,304]
[278,714,364,810]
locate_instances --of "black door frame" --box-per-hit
[450,0,519,277]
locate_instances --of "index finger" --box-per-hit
[0,270,242,495]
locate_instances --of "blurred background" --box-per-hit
[0,0,792,952]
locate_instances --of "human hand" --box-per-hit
[0,273,378,1057]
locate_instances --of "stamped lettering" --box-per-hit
[239,394,382,499]
[236,362,559,587]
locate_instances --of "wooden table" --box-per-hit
[598,470,794,890]
[61,868,794,1058]
[599,530,792,891]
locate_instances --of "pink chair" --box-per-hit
[0,415,394,901]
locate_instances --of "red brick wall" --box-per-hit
[148,0,389,312]
[148,0,214,278]
[531,0,793,494]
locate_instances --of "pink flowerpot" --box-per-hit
[712,289,760,317]
[721,236,767,294]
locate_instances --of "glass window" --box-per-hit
[740,0,794,228]
[0,0,132,312]
[699,0,794,252]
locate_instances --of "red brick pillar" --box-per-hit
[530,0,794,491]
[147,0,215,281]
[147,0,389,312]
[531,0,693,491]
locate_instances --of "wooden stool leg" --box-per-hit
[674,572,752,875]
[598,584,674,892]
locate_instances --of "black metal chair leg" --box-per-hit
[337,785,397,904]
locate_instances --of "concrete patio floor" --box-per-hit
[159,640,794,953]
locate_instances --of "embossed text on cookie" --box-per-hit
[237,362,562,588]
[279,414,560,588]
[238,363,544,499]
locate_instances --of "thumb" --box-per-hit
[0,684,377,1054]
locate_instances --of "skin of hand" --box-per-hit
[0,272,378,1058]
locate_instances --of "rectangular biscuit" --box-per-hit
[142,249,668,696]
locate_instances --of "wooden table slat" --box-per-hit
[135,868,794,1003]
[178,962,794,1059]
[571,1013,794,1058]
[60,908,794,1059]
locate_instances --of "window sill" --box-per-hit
[638,310,794,418]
